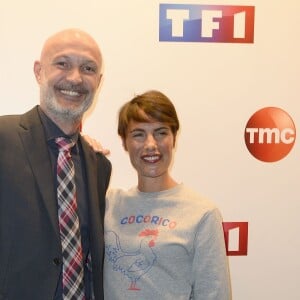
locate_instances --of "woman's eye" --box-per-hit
[131,130,145,139]
[132,133,144,138]
[157,130,168,136]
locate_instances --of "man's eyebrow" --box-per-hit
[52,55,97,64]
[52,55,70,61]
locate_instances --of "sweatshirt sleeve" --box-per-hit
[191,208,232,300]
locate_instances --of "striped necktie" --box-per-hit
[55,137,85,300]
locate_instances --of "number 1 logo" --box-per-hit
[223,222,248,256]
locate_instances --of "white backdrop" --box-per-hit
[1,0,299,299]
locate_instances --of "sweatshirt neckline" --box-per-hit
[134,183,183,198]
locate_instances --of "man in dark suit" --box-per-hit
[0,28,111,300]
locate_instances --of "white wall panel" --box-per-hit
[1,1,299,299]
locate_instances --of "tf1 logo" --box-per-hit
[223,222,248,256]
[159,4,255,43]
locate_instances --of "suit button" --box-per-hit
[53,257,61,266]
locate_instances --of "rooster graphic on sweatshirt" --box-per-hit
[105,229,158,290]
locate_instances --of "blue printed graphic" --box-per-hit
[105,229,158,290]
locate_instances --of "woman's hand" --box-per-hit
[81,134,110,156]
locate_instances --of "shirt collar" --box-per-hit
[38,106,79,152]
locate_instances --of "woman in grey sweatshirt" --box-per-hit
[103,90,232,300]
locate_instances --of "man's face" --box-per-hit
[34,32,102,122]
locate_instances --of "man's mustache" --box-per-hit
[55,83,88,94]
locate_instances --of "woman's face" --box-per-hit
[123,119,175,185]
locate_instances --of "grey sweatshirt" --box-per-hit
[104,184,231,300]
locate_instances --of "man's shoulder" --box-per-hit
[0,106,41,138]
[95,151,112,174]
[0,113,21,134]
[0,106,39,125]
[80,136,112,169]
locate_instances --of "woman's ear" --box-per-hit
[122,138,128,151]
[173,134,177,148]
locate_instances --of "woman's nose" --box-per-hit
[145,134,157,150]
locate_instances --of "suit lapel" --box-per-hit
[18,106,59,237]
[80,136,101,230]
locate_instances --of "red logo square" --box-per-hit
[223,222,248,256]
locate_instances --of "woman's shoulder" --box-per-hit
[179,184,218,211]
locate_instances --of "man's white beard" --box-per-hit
[41,87,93,123]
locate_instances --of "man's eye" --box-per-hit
[55,61,68,69]
[82,65,97,73]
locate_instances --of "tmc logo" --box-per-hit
[159,4,255,43]
[244,107,296,162]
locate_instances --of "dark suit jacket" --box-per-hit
[0,106,111,300]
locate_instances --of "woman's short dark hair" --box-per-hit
[118,90,180,139]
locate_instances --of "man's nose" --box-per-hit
[66,68,83,83]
